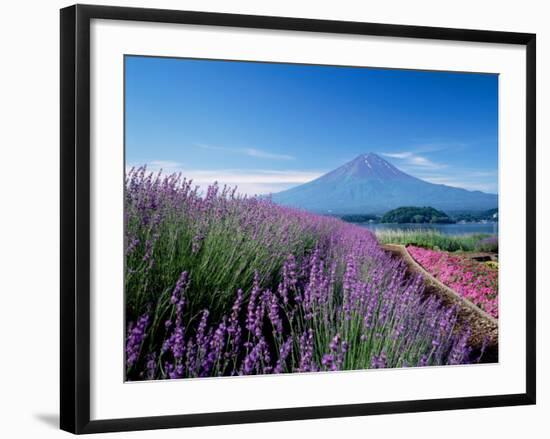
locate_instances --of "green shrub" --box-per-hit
[375,229,492,252]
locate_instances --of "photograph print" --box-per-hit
[124,56,499,382]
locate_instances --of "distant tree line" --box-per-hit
[336,207,498,224]
[339,214,380,223]
[380,206,454,224]
[450,208,498,222]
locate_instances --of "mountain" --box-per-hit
[271,153,498,214]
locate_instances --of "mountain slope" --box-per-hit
[271,153,497,214]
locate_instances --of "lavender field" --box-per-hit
[124,168,483,381]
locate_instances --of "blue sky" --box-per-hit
[125,56,498,195]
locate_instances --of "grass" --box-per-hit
[124,169,478,380]
[375,229,493,252]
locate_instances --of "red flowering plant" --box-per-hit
[407,246,498,318]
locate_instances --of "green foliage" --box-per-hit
[126,203,319,324]
[451,208,498,222]
[475,236,499,253]
[376,229,492,252]
[381,206,455,224]
[339,214,380,223]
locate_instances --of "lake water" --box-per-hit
[360,222,498,236]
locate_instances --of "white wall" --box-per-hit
[0,0,546,437]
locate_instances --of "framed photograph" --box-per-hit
[60,4,536,434]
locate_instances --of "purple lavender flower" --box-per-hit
[246,272,262,334]
[370,352,387,369]
[242,339,264,375]
[171,271,189,304]
[126,313,149,368]
[228,288,244,335]
[125,169,479,380]
[274,338,293,374]
[267,290,283,334]
[298,329,315,372]
[145,353,156,379]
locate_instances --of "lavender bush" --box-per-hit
[475,236,499,253]
[125,167,477,380]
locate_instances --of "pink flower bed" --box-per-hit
[407,246,498,319]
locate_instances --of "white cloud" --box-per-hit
[381,150,497,193]
[243,148,295,160]
[128,162,323,196]
[381,152,411,160]
[381,151,446,170]
[415,173,498,193]
[409,141,468,154]
[197,144,295,161]
[146,160,182,169]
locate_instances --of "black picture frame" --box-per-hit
[60,4,536,434]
